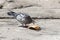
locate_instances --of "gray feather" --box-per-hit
[7,11,33,25]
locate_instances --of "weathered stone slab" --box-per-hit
[0,0,6,6]
[2,0,60,9]
[0,8,60,18]
[0,19,60,40]
[0,19,20,26]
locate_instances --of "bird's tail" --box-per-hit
[7,11,17,16]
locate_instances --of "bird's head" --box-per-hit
[7,11,16,16]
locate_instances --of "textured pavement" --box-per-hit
[0,0,60,40]
[0,19,60,40]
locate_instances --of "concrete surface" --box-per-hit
[0,0,60,9]
[0,19,60,40]
[0,0,60,40]
[0,8,60,18]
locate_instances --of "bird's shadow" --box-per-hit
[18,26,28,28]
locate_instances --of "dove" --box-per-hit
[7,11,34,27]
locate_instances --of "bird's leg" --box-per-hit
[19,23,24,27]
[22,23,24,26]
[33,22,35,24]
[32,20,35,24]
[20,24,28,28]
[24,24,26,26]
[24,24,28,28]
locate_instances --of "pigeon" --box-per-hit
[7,11,34,27]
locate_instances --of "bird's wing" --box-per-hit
[16,15,22,21]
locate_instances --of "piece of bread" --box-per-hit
[28,25,41,30]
